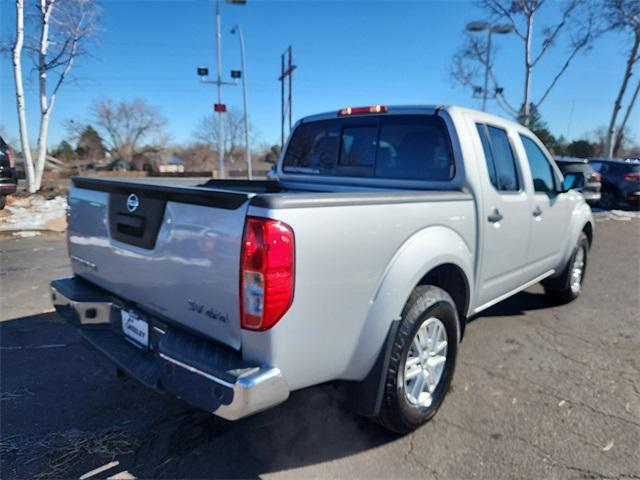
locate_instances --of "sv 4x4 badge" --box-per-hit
[187,299,229,324]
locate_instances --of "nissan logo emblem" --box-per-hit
[126,193,140,213]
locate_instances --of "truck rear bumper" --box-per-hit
[50,276,289,420]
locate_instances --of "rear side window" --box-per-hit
[476,124,519,191]
[283,115,454,181]
[520,135,557,193]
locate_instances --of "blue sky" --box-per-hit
[0,0,638,149]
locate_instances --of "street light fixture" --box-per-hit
[231,24,252,180]
[465,21,513,111]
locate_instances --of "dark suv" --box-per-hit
[0,136,18,210]
[589,158,640,209]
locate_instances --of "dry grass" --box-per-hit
[2,427,139,479]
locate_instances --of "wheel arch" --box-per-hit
[342,225,473,417]
[582,220,593,249]
[417,263,470,330]
[555,200,594,274]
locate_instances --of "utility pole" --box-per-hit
[278,46,296,147]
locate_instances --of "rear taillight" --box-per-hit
[7,149,15,168]
[240,217,295,331]
[623,172,640,181]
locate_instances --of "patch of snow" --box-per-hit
[12,231,42,238]
[0,195,67,232]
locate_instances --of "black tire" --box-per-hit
[376,285,459,434]
[599,189,617,210]
[0,196,5,210]
[543,232,589,304]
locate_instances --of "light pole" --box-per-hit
[197,0,247,179]
[231,25,252,180]
[215,0,225,178]
[466,21,513,111]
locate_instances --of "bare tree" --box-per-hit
[193,109,251,161]
[603,0,640,158]
[11,0,99,193]
[90,98,168,165]
[452,0,598,126]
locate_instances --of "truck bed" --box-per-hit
[68,176,472,354]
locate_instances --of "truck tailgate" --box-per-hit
[67,177,251,350]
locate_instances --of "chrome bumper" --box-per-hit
[51,277,289,421]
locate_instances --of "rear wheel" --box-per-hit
[543,232,589,304]
[376,285,459,434]
[599,189,617,210]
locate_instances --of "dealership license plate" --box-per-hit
[121,310,149,348]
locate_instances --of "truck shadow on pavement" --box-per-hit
[1,289,556,478]
[1,312,396,479]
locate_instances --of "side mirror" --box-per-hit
[266,164,278,180]
[561,172,585,192]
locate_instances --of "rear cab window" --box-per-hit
[283,115,455,181]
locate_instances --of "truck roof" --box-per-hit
[299,104,526,132]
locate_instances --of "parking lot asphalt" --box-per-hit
[1,213,639,479]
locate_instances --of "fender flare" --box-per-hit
[554,200,594,277]
[342,225,474,417]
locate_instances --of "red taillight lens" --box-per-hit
[623,172,640,181]
[7,149,15,168]
[240,217,294,331]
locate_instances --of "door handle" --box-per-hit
[532,206,543,217]
[487,208,503,223]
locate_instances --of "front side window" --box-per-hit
[476,123,519,191]
[520,135,557,193]
[283,115,454,181]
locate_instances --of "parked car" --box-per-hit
[0,136,18,210]
[555,156,601,205]
[589,158,640,209]
[51,105,593,434]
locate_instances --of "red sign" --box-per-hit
[214,103,227,112]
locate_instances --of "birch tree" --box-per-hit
[451,0,598,126]
[603,0,640,158]
[11,0,98,193]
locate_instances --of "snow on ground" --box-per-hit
[11,231,42,238]
[0,195,67,233]
[593,208,640,221]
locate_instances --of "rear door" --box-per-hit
[517,134,572,275]
[68,178,251,350]
[474,122,532,308]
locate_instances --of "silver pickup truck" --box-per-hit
[51,105,593,433]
